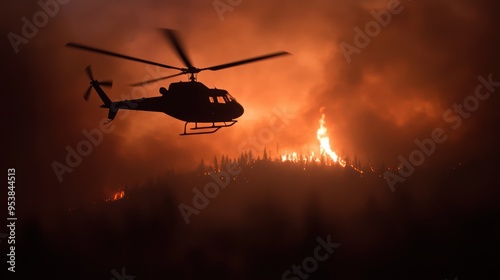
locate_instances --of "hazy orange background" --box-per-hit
[2,0,499,215]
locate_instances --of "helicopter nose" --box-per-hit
[234,102,244,118]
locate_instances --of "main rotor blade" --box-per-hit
[85,65,94,80]
[161,29,194,69]
[84,86,92,101]
[200,51,290,71]
[99,80,113,87]
[67,42,183,71]
[129,72,185,86]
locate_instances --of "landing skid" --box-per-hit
[180,120,237,136]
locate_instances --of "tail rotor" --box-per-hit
[84,65,113,101]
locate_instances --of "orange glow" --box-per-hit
[317,108,346,167]
[106,189,125,202]
[281,108,349,168]
[281,151,319,163]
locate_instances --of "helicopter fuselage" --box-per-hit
[103,81,244,123]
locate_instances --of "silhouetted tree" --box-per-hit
[220,155,227,170]
[213,156,219,171]
[240,151,248,166]
[248,150,254,163]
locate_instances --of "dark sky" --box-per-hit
[2,0,500,218]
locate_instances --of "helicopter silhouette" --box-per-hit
[67,29,289,135]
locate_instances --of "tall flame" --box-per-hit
[280,107,347,168]
[317,109,346,167]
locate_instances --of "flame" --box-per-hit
[106,189,125,202]
[317,110,346,167]
[281,151,319,164]
[280,107,358,171]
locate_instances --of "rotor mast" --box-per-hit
[185,68,199,82]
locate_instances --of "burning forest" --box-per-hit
[5,0,500,278]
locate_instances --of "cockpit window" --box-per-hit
[217,96,226,104]
[226,93,235,102]
[208,96,215,103]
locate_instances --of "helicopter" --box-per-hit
[66,29,289,135]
